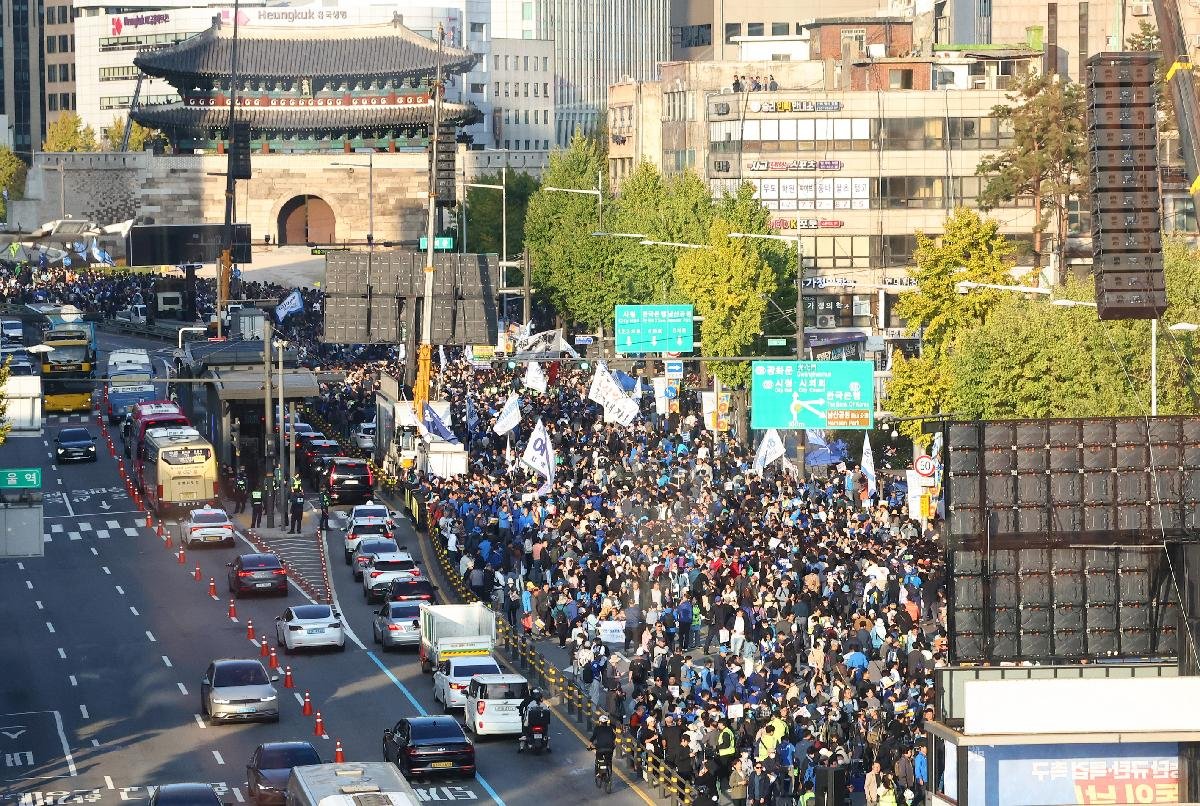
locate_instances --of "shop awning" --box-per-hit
[211,368,320,401]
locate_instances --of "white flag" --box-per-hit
[753,428,786,475]
[633,377,644,400]
[492,394,522,436]
[521,418,556,495]
[438,344,447,370]
[588,362,638,425]
[862,433,878,498]
[523,360,547,393]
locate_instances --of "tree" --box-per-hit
[42,112,99,152]
[100,115,155,151]
[976,71,1087,280]
[0,359,11,445]
[1126,20,1176,131]
[673,217,776,387]
[462,170,539,260]
[0,148,27,221]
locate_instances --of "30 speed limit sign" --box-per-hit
[914,455,937,477]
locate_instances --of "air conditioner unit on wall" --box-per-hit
[816,314,838,328]
[1132,2,1151,15]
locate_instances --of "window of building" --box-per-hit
[889,68,914,89]
[494,81,500,96]
[70,63,75,81]
[494,55,500,70]
[48,94,59,111]
[747,22,764,37]
[533,83,539,97]
[544,139,549,149]
[840,27,866,55]
[470,21,485,33]
[471,82,485,94]
[58,5,68,23]
[504,139,511,149]
[771,22,789,36]
[47,64,56,82]
[542,57,549,71]
[64,35,72,52]
[523,82,529,97]
[522,1,533,20]
[525,139,531,149]
[725,22,742,43]
[523,110,529,124]
[504,82,510,97]
[47,36,57,53]
[543,82,549,97]
[63,92,73,110]
[680,24,712,48]
[523,30,533,39]
[523,56,529,70]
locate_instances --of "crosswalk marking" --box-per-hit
[96,530,109,539]
[124,527,139,537]
[68,532,81,541]
[79,521,92,531]
[107,520,120,529]
[50,524,63,533]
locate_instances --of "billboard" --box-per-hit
[614,305,694,354]
[749,360,873,429]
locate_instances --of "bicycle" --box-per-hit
[590,747,614,793]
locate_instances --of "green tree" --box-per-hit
[462,170,539,259]
[716,182,798,340]
[100,115,156,151]
[42,112,99,152]
[976,71,1087,279]
[0,148,27,221]
[673,217,776,387]
[1126,20,1175,131]
[0,359,12,445]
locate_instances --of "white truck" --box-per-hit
[418,602,496,674]
[285,762,419,806]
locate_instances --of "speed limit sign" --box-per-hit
[914,455,937,477]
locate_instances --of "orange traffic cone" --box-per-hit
[208,577,217,597]
[246,620,256,640]
[334,740,345,763]
[283,666,294,688]
[177,547,185,565]
[228,599,237,620]
[194,565,202,581]
[146,513,154,528]
[302,691,313,716]
[268,648,279,670]
[313,711,325,737]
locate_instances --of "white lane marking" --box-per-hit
[193,714,207,729]
[124,527,138,537]
[79,704,89,719]
[232,788,245,803]
[104,776,114,790]
[146,630,156,642]
[57,478,62,485]
[53,710,78,776]
[102,566,111,575]
[69,532,82,541]
[115,586,125,595]
[69,675,77,687]
[17,562,23,570]
[25,580,32,590]
[177,682,188,695]
[212,750,224,765]
[63,495,74,517]
[35,600,43,610]
[44,534,52,543]
[46,622,55,634]
[51,524,63,533]
[129,606,140,616]
[96,530,110,539]
[90,546,98,555]
[293,692,304,705]
[58,648,66,659]
[90,739,100,748]
[162,655,172,667]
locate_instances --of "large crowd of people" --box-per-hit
[419,356,945,806]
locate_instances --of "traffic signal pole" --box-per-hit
[414,24,445,416]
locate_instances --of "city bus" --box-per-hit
[137,426,218,513]
[44,376,94,413]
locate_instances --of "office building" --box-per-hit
[1,0,45,155]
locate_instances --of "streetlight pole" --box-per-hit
[544,173,605,348]
[464,175,507,315]
[414,23,445,416]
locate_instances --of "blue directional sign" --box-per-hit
[750,360,874,430]
[614,305,694,354]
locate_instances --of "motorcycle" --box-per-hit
[517,705,551,754]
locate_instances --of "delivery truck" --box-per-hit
[418,602,496,674]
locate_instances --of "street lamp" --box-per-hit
[956,280,1052,296]
[639,239,710,249]
[330,154,374,248]
[544,170,604,229]
[592,232,646,239]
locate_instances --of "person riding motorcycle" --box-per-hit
[519,688,550,750]
[588,713,618,772]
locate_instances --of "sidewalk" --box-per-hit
[224,496,333,604]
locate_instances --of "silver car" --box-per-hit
[200,659,279,723]
[184,506,235,547]
[371,600,423,650]
[351,537,400,581]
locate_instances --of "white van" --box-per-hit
[1,319,24,345]
[464,673,529,737]
[286,762,418,806]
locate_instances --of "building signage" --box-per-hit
[748,100,844,113]
[768,218,844,230]
[0,468,42,489]
[750,360,874,430]
[110,12,169,34]
[803,277,855,289]
[253,7,349,22]
[185,93,431,108]
[750,159,844,172]
[883,277,918,287]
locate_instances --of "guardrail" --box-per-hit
[412,485,697,806]
[97,320,183,341]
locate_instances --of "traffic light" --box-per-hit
[429,122,456,206]
[230,121,252,180]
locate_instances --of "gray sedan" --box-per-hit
[371,600,423,650]
[200,659,279,723]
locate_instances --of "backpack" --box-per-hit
[583,662,595,685]
[661,609,677,630]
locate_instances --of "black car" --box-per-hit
[382,716,475,778]
[246,742,321,805]
[323,457,373,504]
[387,577,437,603]
[54,427,98,463]
[147,784,222,806]
[301,440,344,479]
[227,553,288,598]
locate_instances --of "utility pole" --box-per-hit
[414,23,445,416]
[217,0,243,340]
[277,333,286,522]
[262,315,275,527]
[522,249,531,323]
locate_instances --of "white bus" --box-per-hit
[286,763,419,806]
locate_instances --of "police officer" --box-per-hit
[288,485,306,534]
[233,469,248,514]
[250,485,264,528]
[319,489,331,531]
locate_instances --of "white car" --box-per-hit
[184,506,235,547]
[464,674,530,736]
[343,518,396,564]
[353,421,376,451]
[275,604,346,653]
[351,537,401,581]
[362,551,421,602]
[434,656,502,712]
[349,502,398,528]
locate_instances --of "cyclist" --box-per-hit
[587,713,618,783]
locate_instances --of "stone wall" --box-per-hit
[12,151,436,247]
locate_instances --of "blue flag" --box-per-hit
[805,429,848,466]
[465,395,479,431]
[422,404,460,445]
[275,289,304,323]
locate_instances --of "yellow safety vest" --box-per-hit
[717,727,736,757]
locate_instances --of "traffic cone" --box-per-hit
[109,441,115,457]
[260,638,270,657]
[177,547,186,565]
[164,529,172,549]
[228,599,237,620]
[333,740,345,763]
[313,711,325,737]
[268,648,279,670]
[246,620,256,641]
[208,577,217,597]
[156,523,164,538]
[194,565,202,581]
[146,513,154,528]
[302,691,313,716]
[283,665,294,689]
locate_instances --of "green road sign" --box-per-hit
[419,236,455,251]
[614,305,694,354]
[0,468,41,489]
[750,360,874,430]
